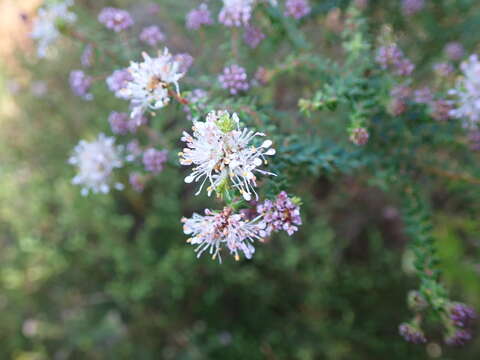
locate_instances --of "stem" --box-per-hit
[121,30,134,59]
[168,89,189,105]
[231,27,239,61]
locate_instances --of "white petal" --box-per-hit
[261,140,272,148]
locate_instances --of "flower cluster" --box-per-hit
[219,64,250,95]
[401,0,425,16]
[106,69,133,99]
[284,0,311,20]
[98,7,134,32]
[389,83,452,121]
[449,54,480,128]
[407,290,428,312]
[375,44,415,77]
[186,88,209,107]
[109,111,130,135]
[413,87,433,104]
[174,53,195,73]
[126,140,142,161]
[256,192,302,236]
[448,303,476,328]
[350,127,370,145]
[81,44,94,67]
[120,49,185,118]
[129,173,145,192]
[444,42,465,61]
[69,70,93,100]
[69,134,124,196]
[143,148,168,174]
[218,0,254,27]
[108,112,146,135]
[445,329,472,346]
[186,3,213,30]
[30,0,77,58]
[182,207,265,262]
[443,302,477,346]
[139,25,165,47]
[243,26,265,48]
[401,288,476,347]
[434,62,454,77]
[389,84,411,116]
[399,323,427,344]
[179,111,275,201]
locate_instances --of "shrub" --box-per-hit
[1,0,480,358]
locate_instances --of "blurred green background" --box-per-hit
[0,0,479,359]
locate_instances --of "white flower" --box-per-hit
[120,49,185,118]
[218,0,255,27]
[179,110,276,201]
[449,54,480,128]
[182,207,266,262]
[69,133,124,196]
[30,0,76,58]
